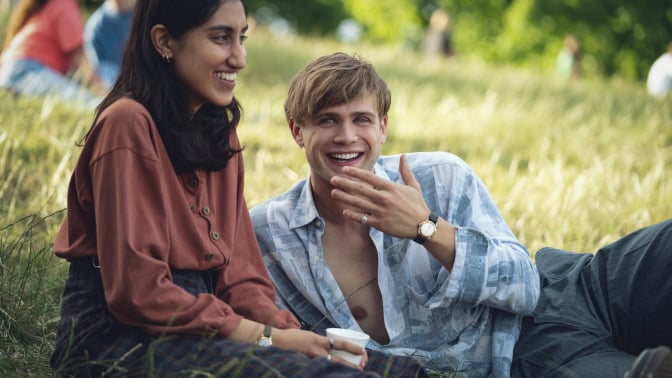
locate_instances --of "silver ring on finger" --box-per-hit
[361,214,368,224]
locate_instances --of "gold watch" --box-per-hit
[413,211,439,244]
[256,325,272,346]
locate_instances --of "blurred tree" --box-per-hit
[245,0,348,36]
[442,0,672,80]
[244,0,670,80]
[437,0,512,54]
[342,0,423,43]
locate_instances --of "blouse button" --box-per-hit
[211,231,220,241]
[201,207,211,216]
[205,253,214,261]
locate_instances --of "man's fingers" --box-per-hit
[339,166,388,189]
[330,188,373,215]
[399,154,421,190]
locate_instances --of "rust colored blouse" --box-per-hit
[54,97,299,337]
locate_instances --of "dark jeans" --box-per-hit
[512,218,672,377]
[51,258,429,377]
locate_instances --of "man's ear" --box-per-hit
[380,114,388,144]
[150,24,173,60]
[289,118,304,147]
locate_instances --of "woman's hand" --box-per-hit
[272,328,368,370]
[229,320,366,369]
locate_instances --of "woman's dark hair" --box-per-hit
[91,0,247,173]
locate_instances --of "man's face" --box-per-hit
[289,95,388,193]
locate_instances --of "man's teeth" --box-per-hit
[216,72,236,81]
[331,153,359,161]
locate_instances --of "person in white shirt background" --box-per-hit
[646,42,672,98]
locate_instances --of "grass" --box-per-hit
[1,25,671,377]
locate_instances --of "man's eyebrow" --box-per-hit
[314,110,376,118]
[353,110,376,116]
[313,110,337,118]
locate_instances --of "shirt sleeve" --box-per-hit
[423,155,540,315]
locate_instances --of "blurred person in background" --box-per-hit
[556,34,581,80]
[421,8,454,58]
[646,42,672,98]
[0,0,102,106]
[83,0,136,90]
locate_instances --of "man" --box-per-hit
[250,52,539,377]
[250,52,672,377]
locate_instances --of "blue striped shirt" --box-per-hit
[250,152,540,377]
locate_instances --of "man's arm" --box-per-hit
[329,153,539,314]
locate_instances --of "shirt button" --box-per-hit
[315,220,323,228]
[225,257,231,265]
[211,231,220,240]
[189,179,199,187]
[205,253,214,261]
[201,207,211,216]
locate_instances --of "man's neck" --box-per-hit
[310,181,345,225]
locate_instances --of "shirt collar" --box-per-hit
[288,177,321,230]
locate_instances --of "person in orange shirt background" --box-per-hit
[0,0,102,106]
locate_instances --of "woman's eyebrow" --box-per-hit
[207,24,249,33]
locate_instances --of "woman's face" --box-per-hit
[170,0,247,113]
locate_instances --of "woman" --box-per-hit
[49,0,429,376]
[0,0,101,106]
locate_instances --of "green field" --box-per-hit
[1,27,671,376]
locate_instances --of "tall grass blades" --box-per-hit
[0,212,67,376]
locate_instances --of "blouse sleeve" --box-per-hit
[212,133,300,329]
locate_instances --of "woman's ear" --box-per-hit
[150,24,173,60]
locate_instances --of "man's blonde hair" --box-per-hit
[284,52,391,124]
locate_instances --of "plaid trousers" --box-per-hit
[51,258,430,378]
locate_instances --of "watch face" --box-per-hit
[420,222,435,237]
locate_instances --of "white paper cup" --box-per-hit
[326,328,370,365]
